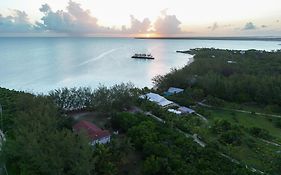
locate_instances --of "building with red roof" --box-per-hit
[73,120,111,145]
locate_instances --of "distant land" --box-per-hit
[136,36,281,41]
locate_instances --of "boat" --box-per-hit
[131,53,154,59]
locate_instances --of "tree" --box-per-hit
[219,130,242,145]
[2,95,96,175]
[248,127,271,139]
[211,119,232,134]
[94,145,117,175]
[142,155,162,175]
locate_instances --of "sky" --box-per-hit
[0,0,281,37]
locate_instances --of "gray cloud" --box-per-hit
[0,1,183,35]
[121,15,151,33]
[0,10,34,33]
[243,22,257,30]
[39,1,110,34]
[39,1,154,34]
[223,24,232,28]
[208,22,219,31]
[154,9,182,34]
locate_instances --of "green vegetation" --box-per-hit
[1,48,281,174]
[0,84,140,175]
[50,83,138,112]
[152,48,281,174]
[112,112,256,175]
[154,48,281,107]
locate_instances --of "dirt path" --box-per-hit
[198,102,281,119]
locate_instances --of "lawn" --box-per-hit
[203,108,281,142]
[197,107,281,172]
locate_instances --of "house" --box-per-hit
[140,92,175,108]
[164,87,184,96]
[227,60,237,64]
[178,106,195,114]
[73,121,111,145]
[168,87,184,94]
[168,109,182,115]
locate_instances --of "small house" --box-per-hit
[167,87,184,94]
[178,106,195,114]
[140,92,175,108]
[227,60,237,64]
[73,121,111,146]
[168,108,182,115]
[164,87,184,96]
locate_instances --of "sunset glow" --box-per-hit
[0,0,281,36]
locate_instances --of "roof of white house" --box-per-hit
[167,87,184,94]
[178,106,195,114]
[141,93,174,107]
[158,98,174,107]
[168,109,182,115]
[227,60,237,64]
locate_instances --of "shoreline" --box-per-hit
[135,36,281,41]
[152,53,194,90]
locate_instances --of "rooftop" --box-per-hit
[167,87,184,94]
[73,120,110,140]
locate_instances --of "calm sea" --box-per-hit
[0,37,280,93]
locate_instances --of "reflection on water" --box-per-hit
[0,37,280,93]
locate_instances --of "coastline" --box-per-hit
[135,36,281,41]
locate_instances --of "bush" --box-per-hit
[211,119,232,134]
[219,130,242,146]
[248,127,271,139]
[111,112,142,132]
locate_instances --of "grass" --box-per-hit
[225,137,280,171]
[196,107,281,172]
[219,101,281,116]
[203,108,281,142]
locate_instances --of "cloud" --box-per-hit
[261,25,267,28]
[39,1,111,34]
[223,24,232,28]
[208,22,219,31]
[39,1,154,35]
[154,9,182,34]
[243,22,257,30]
[0,1,183,35]
[0,10,34,33]
[121,15,151,33]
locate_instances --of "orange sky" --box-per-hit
[0,0,281,36]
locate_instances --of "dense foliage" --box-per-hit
[153,49,281,108]
[112,112,257,175]
[50,83,138,112]
[1,48,281,175]
[0,89,129,175]
[0,87,28,132]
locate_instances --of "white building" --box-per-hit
[167,87,184,94]
[178,106,195,114]
[168,109,182,115]
[140,92,175,108]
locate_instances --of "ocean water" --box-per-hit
[0,37,280,93]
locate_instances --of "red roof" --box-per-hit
[73,121,110,140]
